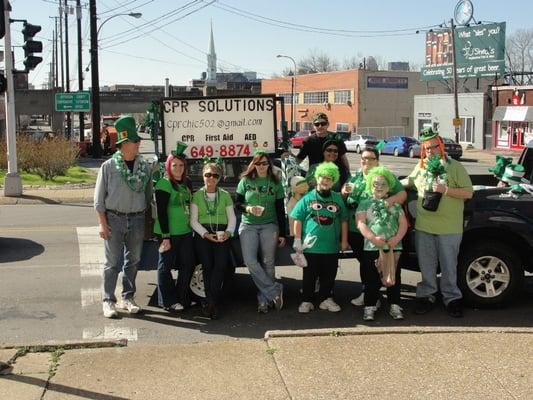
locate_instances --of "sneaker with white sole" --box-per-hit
[389,304,404,320]
[169,303,184,311]
[272,288,284,311]
[350,293,364,306]
[102,300,118,318]
[363,306,378,321]
[122,298,141,314]
[298,302,315,313]
[319,298,341,312]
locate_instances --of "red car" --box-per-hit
[290,130,312,148]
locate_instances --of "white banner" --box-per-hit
[162,96,277,159]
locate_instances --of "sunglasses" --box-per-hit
[424,143,440,151]
[324,148,338,153]
[204,173,220,179]
[372,180,389,189]
[313,121,328,127]
[255,161,269,166]
[361,156,377,161]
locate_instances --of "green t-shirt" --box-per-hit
[407,158,473,234]
[356,198,404,251]
[290,189,348,254]
[345,170,404,232]
[192,187,233,226]
[237,176,284,225]
[153,178,192,236]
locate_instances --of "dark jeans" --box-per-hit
[157,233,195,308]
[302,253,338,303]
[361,250,401,307]
[348,231,365,264]
[194,235,230,306]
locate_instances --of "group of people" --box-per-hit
[94,112,473,321]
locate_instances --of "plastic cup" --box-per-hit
[344,183,353,193]
[216,231,225,241]
[255,205,265,216]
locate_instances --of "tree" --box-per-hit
[296,48,338,74]
[506,29,533,84]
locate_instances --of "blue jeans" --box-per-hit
[415,230,463,305]
[239,223,282,305]
[157,233,195,308]
[102,212,145,303]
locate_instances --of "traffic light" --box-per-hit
[22,22,42,71]
[0,1,5,40]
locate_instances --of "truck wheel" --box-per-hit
[457,241,523,306]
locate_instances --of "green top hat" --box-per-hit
[488,155,513,180]
[171,141,188,157]
[322,133,342,150]
[419,127,439,142]
[313,112,329,123]
[501,164,525,185]
[115,115,140,145]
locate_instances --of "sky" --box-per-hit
[12,0,533,89]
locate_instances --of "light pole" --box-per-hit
[277,54,296,132]
[89,6,142,158]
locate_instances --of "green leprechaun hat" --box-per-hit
[501,163,525,185]
[115,115,140,144]
[488,155,513,180]
[171,141,188,157]
[419,127,439,142]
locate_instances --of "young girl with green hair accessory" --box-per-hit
[314,161,340,184]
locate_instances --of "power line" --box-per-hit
[99,0,146,16]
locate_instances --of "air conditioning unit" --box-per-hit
[346,100,352,106]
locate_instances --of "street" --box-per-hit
[1,203,532,346]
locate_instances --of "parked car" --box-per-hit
[379,136,419,157]
[290,130,312,148]
[344,134,379,153]
[409,137,463,160]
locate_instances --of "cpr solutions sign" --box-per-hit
[420,22,506,81]
[161,95,277,159]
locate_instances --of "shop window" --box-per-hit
[334,90,351,104]
[499,122,509,139]
[459,117,474,143]
[278,93,299,105]
[303,91,328,104]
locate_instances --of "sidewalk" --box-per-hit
[1,327,532,399]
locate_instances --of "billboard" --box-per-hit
[367,76,408,89]
[161,95,277,159]
[420,22,506,81]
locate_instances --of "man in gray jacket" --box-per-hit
[94,115,152,318]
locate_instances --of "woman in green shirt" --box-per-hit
[235,150,286,314]
[154,147,195,312]
[190,161,236,319]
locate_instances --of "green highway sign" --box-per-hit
[55,91,91,112]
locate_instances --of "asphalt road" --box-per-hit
[1,204,532,346]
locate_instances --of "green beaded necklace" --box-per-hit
[113,151,150,192]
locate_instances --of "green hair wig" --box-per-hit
[365,165,396,193]
[314,162,340,184]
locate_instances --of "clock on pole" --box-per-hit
[454,0,474,26]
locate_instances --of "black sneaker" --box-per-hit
[273,288,284,311]
[414,297,435,315]
[446,299,463,318]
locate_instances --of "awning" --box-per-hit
[493,106,533,122]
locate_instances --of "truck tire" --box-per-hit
[457,241,523,307]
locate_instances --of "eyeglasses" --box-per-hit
[372,180,389,189]
[324,148,338,153]
[424,143,440,151]
[204,173,220,179]
[361,156,377,161]
[313,121,328,127]
[255,161,269,166]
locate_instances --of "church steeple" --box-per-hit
[206,21,217,84]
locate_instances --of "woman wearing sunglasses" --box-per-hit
[153,142,196,312]
[235,150,286,313]
[190,160,236,319]
[305,137,350,192]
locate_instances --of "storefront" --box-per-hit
[493,106,533,150]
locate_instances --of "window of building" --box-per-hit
[303,91,328,104]
[302,121,314,130]
[336,123,350,132]
[279,93,299,104]
[459,117,474,143]
[334,90,351,104]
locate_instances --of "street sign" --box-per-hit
[453,117,462,126]
[55,91,90,112]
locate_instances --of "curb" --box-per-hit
[0,339,128,351]
[264,326,533,339]
[0,196,93,205]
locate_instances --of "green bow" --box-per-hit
[202,156,223,166]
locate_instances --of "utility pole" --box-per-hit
[58,0,64,90]
[64,0,71,138]
[89,0,102,158]
[76,0,84,142]
[450,18,460,144]
[3,0,22,196]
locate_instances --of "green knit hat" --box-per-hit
[115,115,140,144]
[488,155,513,180]
[419,127,439,142]
[501,164,525,185]
[314,161,339,184]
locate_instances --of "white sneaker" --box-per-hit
[363,306,377,321]
[319,298,341,312]
[350,293,364,306]
[169,303,184,311]
[298,302,315,313]
[389,304,404,320]
[102,300,118,318]
[122,298,141,314]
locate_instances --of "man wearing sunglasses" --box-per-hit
[295,113,350,173]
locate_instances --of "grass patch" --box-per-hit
[0,166,96,186]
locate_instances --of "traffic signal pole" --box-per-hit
[3,0,22,196]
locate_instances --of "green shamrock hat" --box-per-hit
[322,133,342,150]
[115,115,140,144]
[171,141,188,157]
[488,155,513,180]
[419,127,439,142]
[501,163,525,185]
[313,112,329,123]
